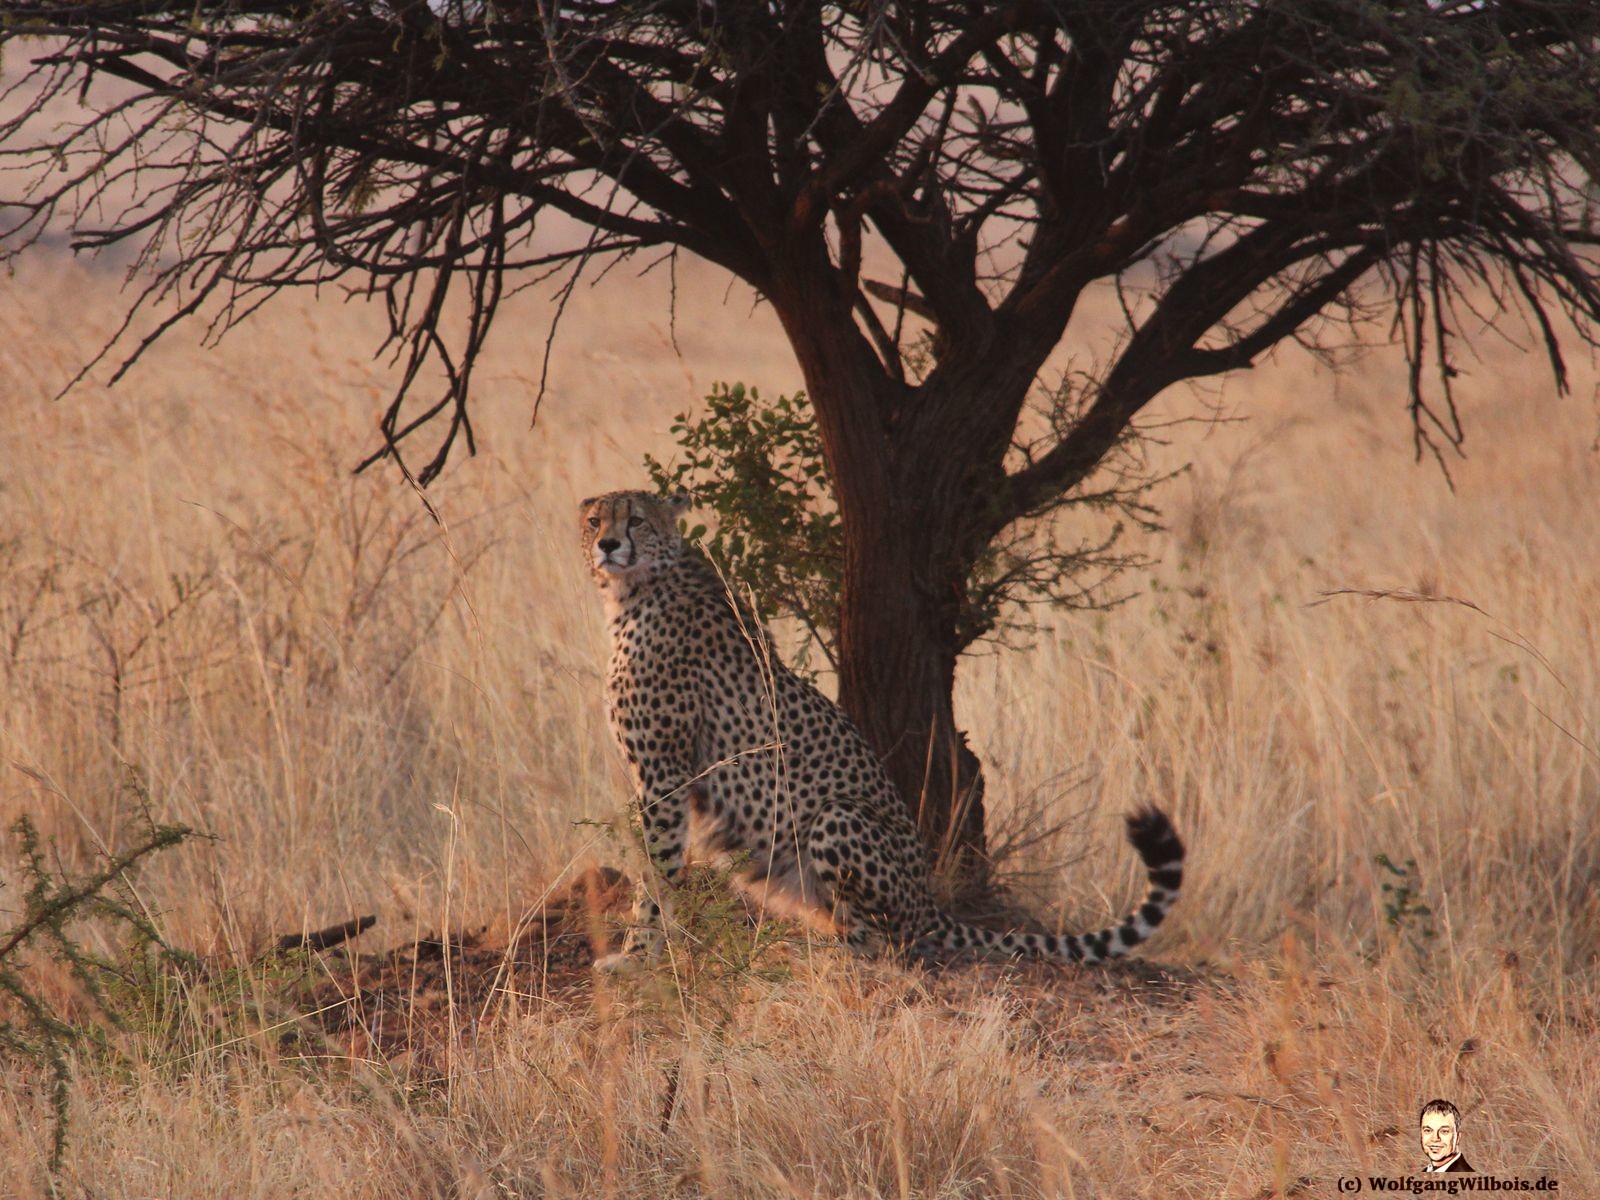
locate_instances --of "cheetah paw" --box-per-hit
[592,949,648,974]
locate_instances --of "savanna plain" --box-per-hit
[0,244,1597,1199]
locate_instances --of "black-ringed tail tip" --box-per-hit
[919,804,1185,963]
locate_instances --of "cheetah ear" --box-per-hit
[578,495,599,510]
[668,488,692,516]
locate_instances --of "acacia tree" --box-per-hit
[4,1,1600,863]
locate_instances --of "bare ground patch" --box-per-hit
[277,866,1220,1082]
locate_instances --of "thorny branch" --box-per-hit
[0,0,1597,515]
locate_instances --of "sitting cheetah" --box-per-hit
[580,488,1185,967]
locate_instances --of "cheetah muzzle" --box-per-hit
[579,487,1185,968]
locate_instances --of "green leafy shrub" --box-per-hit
[646,382,842,671]
[647,378,1169,667]
[1374,852,1438,956]
[0,794,196,1177]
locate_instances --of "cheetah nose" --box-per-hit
[598,537,621,554]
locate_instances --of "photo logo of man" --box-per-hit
[1419,1099,1474,1173]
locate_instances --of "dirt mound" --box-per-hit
[288,866,631,1065]
[278,868,1206,1072]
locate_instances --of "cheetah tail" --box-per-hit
[932,805,1185,964]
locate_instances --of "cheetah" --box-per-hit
[580,488,1185,967]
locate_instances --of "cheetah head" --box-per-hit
[578,488,692,585]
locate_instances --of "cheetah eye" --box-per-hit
[627,515,644,529]
[586,516,600,529]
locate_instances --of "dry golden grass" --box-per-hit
[0,245,1596,1199]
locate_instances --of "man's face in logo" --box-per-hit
[1420,1112,1459,1165]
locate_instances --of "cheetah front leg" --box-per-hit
[594,761,696,973]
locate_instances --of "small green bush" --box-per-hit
[646,382,842,672]
[647,378,1169,669]
[0,791,195,1177]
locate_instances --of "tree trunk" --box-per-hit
[769,268,990,875]
[834,538,989,875]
